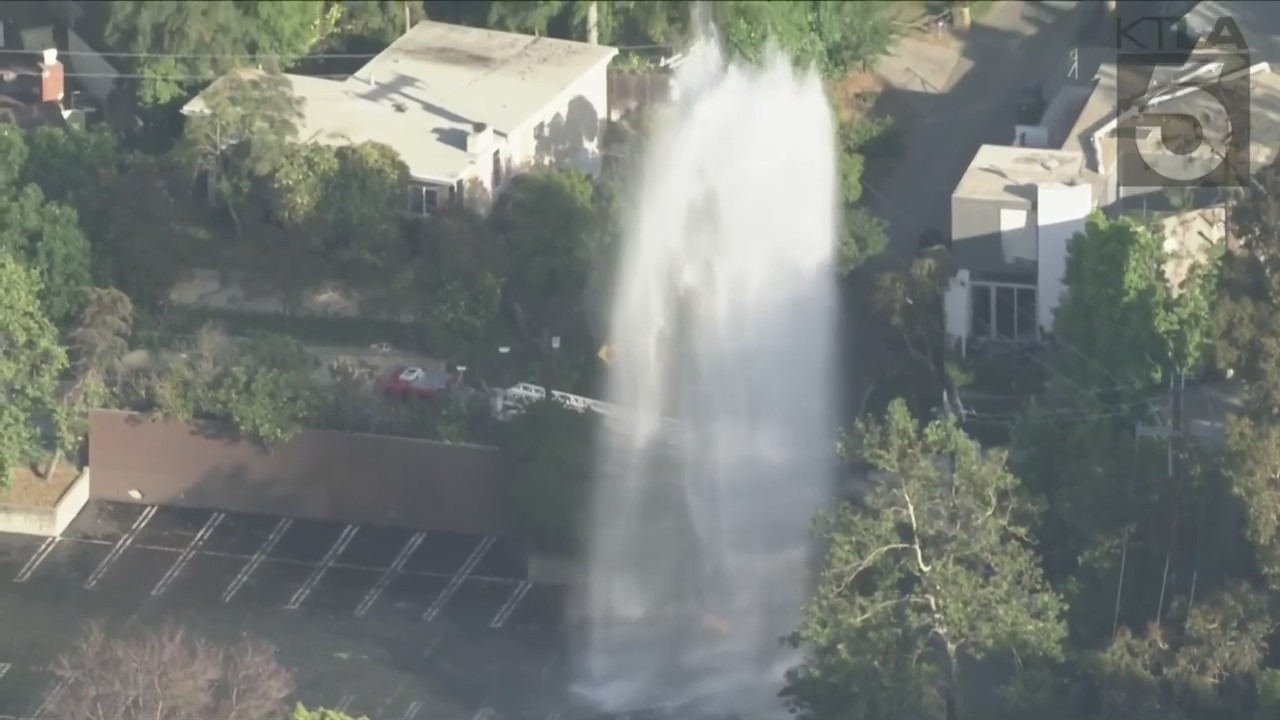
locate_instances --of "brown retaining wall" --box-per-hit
[88,410,514,537]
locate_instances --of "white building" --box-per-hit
[944,53,1280,357]
[183,20,618,213]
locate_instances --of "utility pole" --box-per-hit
[1156,367,1186,624]
[586,1,600,45]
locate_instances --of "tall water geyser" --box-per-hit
[574,35,840,719]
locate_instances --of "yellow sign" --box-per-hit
[598,344,617,365]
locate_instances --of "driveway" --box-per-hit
[868,0,1105,260]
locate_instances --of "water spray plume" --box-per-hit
[571,20,840,720]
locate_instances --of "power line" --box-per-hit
[47,41,672,61]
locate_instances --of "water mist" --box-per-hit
[572,33,840,719]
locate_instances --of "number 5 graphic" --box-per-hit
[1133,67,1235,182]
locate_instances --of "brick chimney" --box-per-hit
[39,48,64,104]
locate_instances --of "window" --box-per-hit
[971,282,1038,341]
[994,286,1016,339]
[1015,288,1037,339]
[971,285,991,338]
[406,183,439,216]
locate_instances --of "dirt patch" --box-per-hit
[832,72,885,122]
[2,464,81,507]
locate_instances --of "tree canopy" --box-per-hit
[789,400,1065,720]
[1053,213,1215,394]
[0,252,67,484]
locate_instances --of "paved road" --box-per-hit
[868,0,1105,260]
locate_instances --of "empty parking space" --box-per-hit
[131,506,214,550]
[199,512,287,557]
[23,538,109,588]
[380,573,453,622]
[504,585,568,632]
[471,540,528,581]
[402,532,493,576]
[296,566,383,615]
[339,524,421,569]
[267,518,352,564]
[60,501,147,543]
[451,579,524,629]
[230,560,316,608]
[154,550,249,603]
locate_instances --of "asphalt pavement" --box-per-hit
[0,502,572,720]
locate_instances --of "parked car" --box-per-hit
[378,366,463,399]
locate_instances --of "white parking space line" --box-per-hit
[286,524,358,609]
[223,518,290,603]
[0,662,9,679]
[403,700,424,719]
[151,512,224,596]
[471,708,495,720]
[355,531,425,617]
[423,535,495,623]
[336,694,356,712]
[32,677,67,717]
[14,537,59,583]
[490,580,533,628]
[84,505,157,590]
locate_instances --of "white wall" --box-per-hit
[1000,208,1037,262]
[509,58,611,176]
[945,269,972,356]
[1035,183,1093,331]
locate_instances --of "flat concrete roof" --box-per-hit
[953,145,1089,204]
[184,21,618,183]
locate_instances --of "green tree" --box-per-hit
[47,288,135,480]
[334,1,425,45]
[106,1,333,106]
[1215,162,1280,416]
[133,326,319,445]
[0,253,67,485]
[501,400,596,555]
[489,168,602,331]
[788,400,1065,720]
[1054,213,1216,395]
[0,125,29,187]
[266,141,407,272]
[0,184,92,322]
[326,142,410,267]
[181,70,304,219]
[381,209,503,346]
[20,126,124,211]
[95,159,194,310]
[835,114,889,274]
[711,1,895,78]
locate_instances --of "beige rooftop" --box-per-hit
[184,21,617,183]
[953,145,1088,204]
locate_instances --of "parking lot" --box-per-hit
[0,502,575,720]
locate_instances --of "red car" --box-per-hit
[379,365,463,399]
